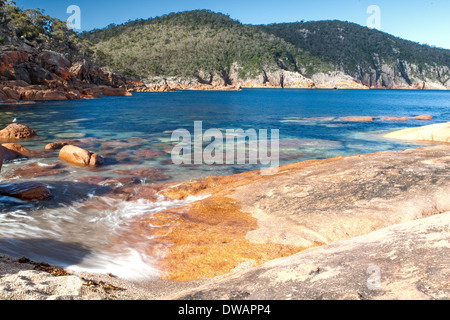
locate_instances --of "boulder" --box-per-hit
[59,145,104,167]
[2,80,30,88]
[12,62,53,84]
[1,143,34,160]
[0,124,37,140]
[0,182,51,201]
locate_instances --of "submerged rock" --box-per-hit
[114,167,171,181]
[4,162,67,179]
[59,145,104,167]
[338,116,375,122]
[0,182,51,201]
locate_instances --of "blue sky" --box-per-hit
[14,0,450,49]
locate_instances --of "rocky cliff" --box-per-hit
[143,58,449,91]
[143,68,368,91]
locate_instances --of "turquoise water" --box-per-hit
[1,89,449,177]
[0,89,449,279]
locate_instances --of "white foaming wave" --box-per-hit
[60,194,210,280]
[84,194,210,226]
[67,248,161,281]
[36,162,54,167]
[0,191,210,281]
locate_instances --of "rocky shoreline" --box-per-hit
[0,122,449,300]
[1,49,448,96]
[140,67,450,92]
[0,50,148,103]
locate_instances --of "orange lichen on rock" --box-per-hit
[122,156,346,281]
[137,196,304,281]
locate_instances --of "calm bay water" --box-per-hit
[0,88,449,279]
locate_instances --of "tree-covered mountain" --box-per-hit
[262,20,450,88]
[81,10,330,84]
[81,10,450,89]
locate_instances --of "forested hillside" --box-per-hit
[81,10,331,81]
[263,20,450,88]
[81,10,450,89]
[0,0,89,62]
[3,3,448,90]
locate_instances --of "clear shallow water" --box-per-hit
[0,89,449,280]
